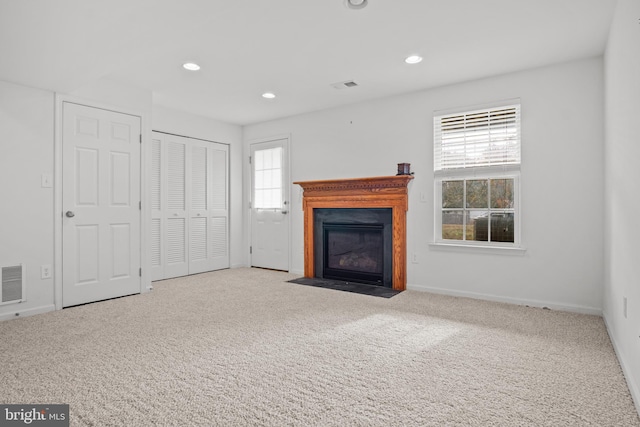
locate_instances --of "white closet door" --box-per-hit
[150,138,163,281]
[151,131,229,280]
[209,145,229,270]
[189,141,210,274]
[165,138,189,279]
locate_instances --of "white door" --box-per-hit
[150,132,229,281]
[164,138,189,279]
[189,139,230,275]
[62,102,141,307]
[250,138,289,271]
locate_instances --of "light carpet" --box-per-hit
[0,268,638,426]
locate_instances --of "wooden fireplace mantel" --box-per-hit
[294,175,413,291]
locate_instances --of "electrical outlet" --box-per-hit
[41,265,52,279]
[623,296,627,319]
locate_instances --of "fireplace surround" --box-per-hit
[294,175,413,291]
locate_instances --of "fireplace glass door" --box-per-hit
[323,223,384,285]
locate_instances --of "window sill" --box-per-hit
[429,242,527,255]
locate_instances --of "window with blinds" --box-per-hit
[433,102,521,247]
[434,104,520,171]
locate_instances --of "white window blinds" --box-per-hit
[434,104,521,171]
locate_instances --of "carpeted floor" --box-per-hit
[0,268,638,426]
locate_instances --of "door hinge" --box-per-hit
[139,268,142,277]
[139,134,142,144]
[250,246,252,254]
[248,201,252,209]
[139,201,142,210]
[249,156,252,164]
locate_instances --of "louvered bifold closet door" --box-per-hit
[209,144,229,270]
[188,141,230,273]
[150,138,164,281]
[189,141,211,274]
[164,136,189,279]
[150,131,229,281]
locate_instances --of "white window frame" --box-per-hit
[434,167,521,248]
[433,100,523,250]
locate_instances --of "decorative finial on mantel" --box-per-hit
[396,163,414,176]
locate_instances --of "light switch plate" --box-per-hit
[41,174,53,188]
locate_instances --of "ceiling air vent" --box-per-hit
[331,80,359,90]
[1,264,25,305]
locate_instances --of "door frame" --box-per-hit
[54,94,150,310]
[245,134,291,272]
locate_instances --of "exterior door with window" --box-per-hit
[250,138,289,271]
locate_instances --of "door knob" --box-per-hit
[281,210,289,215]
[65,211,75,218]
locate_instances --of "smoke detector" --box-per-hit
[344,0,368,10]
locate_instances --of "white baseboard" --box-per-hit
[231,263,248,269]
[0,304,55,322]
[603,311,640,417]
[406,283,602,316]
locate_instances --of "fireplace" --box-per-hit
[314,208,393,287]
[294,175,413,291]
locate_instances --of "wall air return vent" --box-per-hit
[1,264,26,305]
[331,80,359,90]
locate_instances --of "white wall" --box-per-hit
[152,106,244,268]
[69,77,152,115]
[244,57,604,313]
[0,80,55,319]
[603,0,640,413]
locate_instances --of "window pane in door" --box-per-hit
[255,170,265,190]
[255,150,264,170]
[253,147,283,209]
[271,150,281,168]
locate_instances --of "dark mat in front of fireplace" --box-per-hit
[287,277,402,298]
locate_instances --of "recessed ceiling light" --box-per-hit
[262,92,276,99]
[344,0,368,10]
[182,62,201,71]
[405,55,423,64]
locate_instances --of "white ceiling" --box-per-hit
[0,0,616,126]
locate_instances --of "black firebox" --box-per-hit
[323,223,384,285]
[314,208,393,288]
